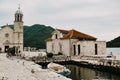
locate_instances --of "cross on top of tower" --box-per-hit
[18,4,20,10]
[15,4,23,14]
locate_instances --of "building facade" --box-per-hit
[0,7,23,52]
[46,29,106,56]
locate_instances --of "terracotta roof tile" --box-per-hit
[63,29,97,40]
[45,37,52,41]
[46,29,97,41]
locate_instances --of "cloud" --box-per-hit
[0,0,120,41]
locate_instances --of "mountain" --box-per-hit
[107,36,120,47]
[1,24,55,49]
[24,24,55,49]
[1,24,120,48]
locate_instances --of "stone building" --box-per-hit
[46,29,106,56]
[0,7,23,52]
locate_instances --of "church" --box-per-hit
[46,29,106,56]
[0,7,23,52]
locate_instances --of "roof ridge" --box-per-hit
[46,28,97,41]
[57,29,69,31]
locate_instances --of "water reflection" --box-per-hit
[65,64,120,80]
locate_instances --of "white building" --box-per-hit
[0,7,23,52]
[46,29,106,56]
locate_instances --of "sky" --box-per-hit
[0,0,120,41]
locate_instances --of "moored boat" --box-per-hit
[47,62,71,76]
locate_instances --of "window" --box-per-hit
[73,45,76,55]
[5,33,9,37]
[78,45,81,55]
[55,34,58,39]
[18,15,19,21]
[95,44,98,55]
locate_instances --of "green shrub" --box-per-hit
[47,53,53,58]
[58,52,63,55]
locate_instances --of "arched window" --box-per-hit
[18,15,19,21]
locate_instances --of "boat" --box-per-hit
[47,62,71,76]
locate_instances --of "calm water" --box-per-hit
[65,64,120,80]
[107,48,120,55]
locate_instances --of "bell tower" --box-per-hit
[14,5,23,52]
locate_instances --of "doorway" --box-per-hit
[73,45,76,55]
[78,45,81,55]
[95,44,98,55]
[5,46,9,52]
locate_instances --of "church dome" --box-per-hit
[15,5,23,14]
[15,9,23,14]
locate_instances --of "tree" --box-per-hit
[47,53,53,58]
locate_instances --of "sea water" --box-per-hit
[107,48,120,55]
[65,64,120,80]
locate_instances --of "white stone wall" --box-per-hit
[46,41,53,53]
[0,24,23,52]
[51,30,63,39]
[14,22,23,32]
[76,41,96,55]
[46,30,106,56]
[14,22,23,52]
[0,26,14,52]
[61,39,70,56]
[73,41,106,56]
[95,41,106,55]
[46,39,71,56]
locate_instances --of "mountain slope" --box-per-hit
[24,24,55,49]
[107,36,120,47]
[1,24,55,49]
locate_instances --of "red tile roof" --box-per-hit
[46,29,97,41]
[63,29,97,40]
[46,37,53,41]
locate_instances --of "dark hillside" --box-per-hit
[1,24,55,49]
[107,36,120,47]
[24,24,54,49]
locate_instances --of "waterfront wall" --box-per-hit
[71,60,120,76]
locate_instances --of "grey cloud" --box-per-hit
[0,0,120,41]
